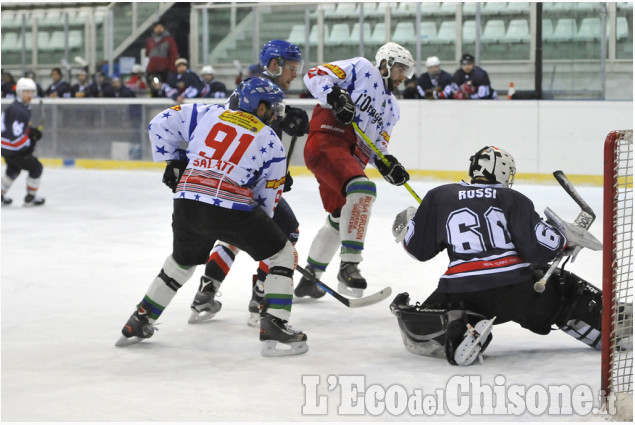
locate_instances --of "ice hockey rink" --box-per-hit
[1,168,611,422]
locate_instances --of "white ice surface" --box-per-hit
[1,168,609,422]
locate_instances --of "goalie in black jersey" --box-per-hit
[389,146,619,366]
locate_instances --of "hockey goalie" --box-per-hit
[389,146,629,366]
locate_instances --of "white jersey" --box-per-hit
[148,103,287,217]
[303,57,400,158]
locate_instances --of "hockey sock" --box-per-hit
[305,214,341,277]
[25,176,40,197]
[339,177,377,263]
[1,173,15,196]
[203,242,240,285]
[263,241,296,321]
[143,255,195,321]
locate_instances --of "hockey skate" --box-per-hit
[247,275,264,327]
[115,301,157,347]
[294,265,326,299]
[337,262,367,298]
[188,276,222,324]
[453,317,495,366]
[23,194,45,207]
[260,309,308,357]
[1,194,12,206]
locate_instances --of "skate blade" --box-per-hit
[188,310,218,324]
[454,318,495,366]
[115,335,145,347]
[337,281,364,298]
[260,340,309,357]
[247,312,260,328]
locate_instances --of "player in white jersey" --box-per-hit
[116,77,308,357]
[297,42,414,298]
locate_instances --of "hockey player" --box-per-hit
[189,40,310,326]
[116,76,308,356]
[198,65,227,99]
[1,78,45,206]
[296,42,413,298]
[164,58,204,104]
[416,56,454,99]
[450,53,498,100]
[390,146,607,365]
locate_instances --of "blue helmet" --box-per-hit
[259,40,303,69]
[238,76,285,117]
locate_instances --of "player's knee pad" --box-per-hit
[552,269,603,349]
[390,292,493,366]
[267,240,297,277]
[160,255,196,291]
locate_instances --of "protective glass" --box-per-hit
[283,60,304,75]
[392,62,414,79]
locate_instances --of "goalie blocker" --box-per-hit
[390,267,619,366]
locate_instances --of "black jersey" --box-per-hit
[403,181,565,293]
[45,80,71,98]
[417,70,453,94]
[164,70,203,100]
[452,66,497,99]
[1,99,33,153]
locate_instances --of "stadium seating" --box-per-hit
[392,22,415,45]
[325,23,350,47]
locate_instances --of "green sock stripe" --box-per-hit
[141,296,165,320]
[327,215,340,231]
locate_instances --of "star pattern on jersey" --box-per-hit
[148,123,153,130]
[260,147,267,154]
[254,195,267,207]
[322,84,331,92]
[162,112,171,119]
[269,129,276,137]
[364,72,371,78]
[155,145,168,155]
[213,198,222,206]
[155,134,162,140]
[268,141,274,148]
[194,194,200,201]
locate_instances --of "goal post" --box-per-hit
[601,129,633,420]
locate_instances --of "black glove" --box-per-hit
[374,155,409,186]
[326,86,355,125]
[30,126,42,143]
[280,106,309,137]
[283,171,293,193]
[162,159,188,192]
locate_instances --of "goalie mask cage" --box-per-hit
[602,129,633,420]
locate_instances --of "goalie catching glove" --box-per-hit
[374,154,410,186]
[544,207,602,261]
[162,159,188,192]
[326,86,355,125]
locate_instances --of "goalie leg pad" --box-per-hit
[390,293,493,365]
[339,177,377,263]
[552,269,603,349]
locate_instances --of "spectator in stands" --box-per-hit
[23,70,45,98]
[125,64,147,93]
[145,21,179,97]
[235,63,263,87]
[1,71,16,98]
[451,53,498,100]
[71,69,91,98]
[164,58,203,103]
[417,56,454,99]
[45,68,71,98]
[111,77,136,98]
[199,65,226,99]
[86,71,115,98]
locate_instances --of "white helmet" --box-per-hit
[16,77,37,98]
[201,65,215,75]
[131,64,144,74]
[469,146,516,188]
[425,56,440,68]
[375,42,415,79]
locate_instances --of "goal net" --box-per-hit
[602,129,633,420]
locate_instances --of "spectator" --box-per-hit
[145,21,179,97]
[111,77,136,98]
[235,63,263,87]
[401,75,419,99]
[417,56,454,99]
[451,53,498,99]
[23,70,45,98]
[125,64,147,93]
[71,69,91,98]
[1,71,16,98]
[45,68,71,98]
[199,65,226,99]
[164,58,203,103]
[86,71,115,98]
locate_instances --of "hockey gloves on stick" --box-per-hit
[326,86,355,126]
[392,206,417,243]
[162,159,188,193]
[280,106,309,137]
[544,207,602,261]
[374,155,410,186]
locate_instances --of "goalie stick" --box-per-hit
[533,170,597,293]
[296,265,392,308]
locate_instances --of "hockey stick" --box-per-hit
[351,122,422,204]
[533,170,596,293]
[296,265,392,308]
[286,136,297,172]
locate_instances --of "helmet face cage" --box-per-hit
[469,146,516,188]
[375,42,415,79]
[259,40,303,77]
[238,77,285,118]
